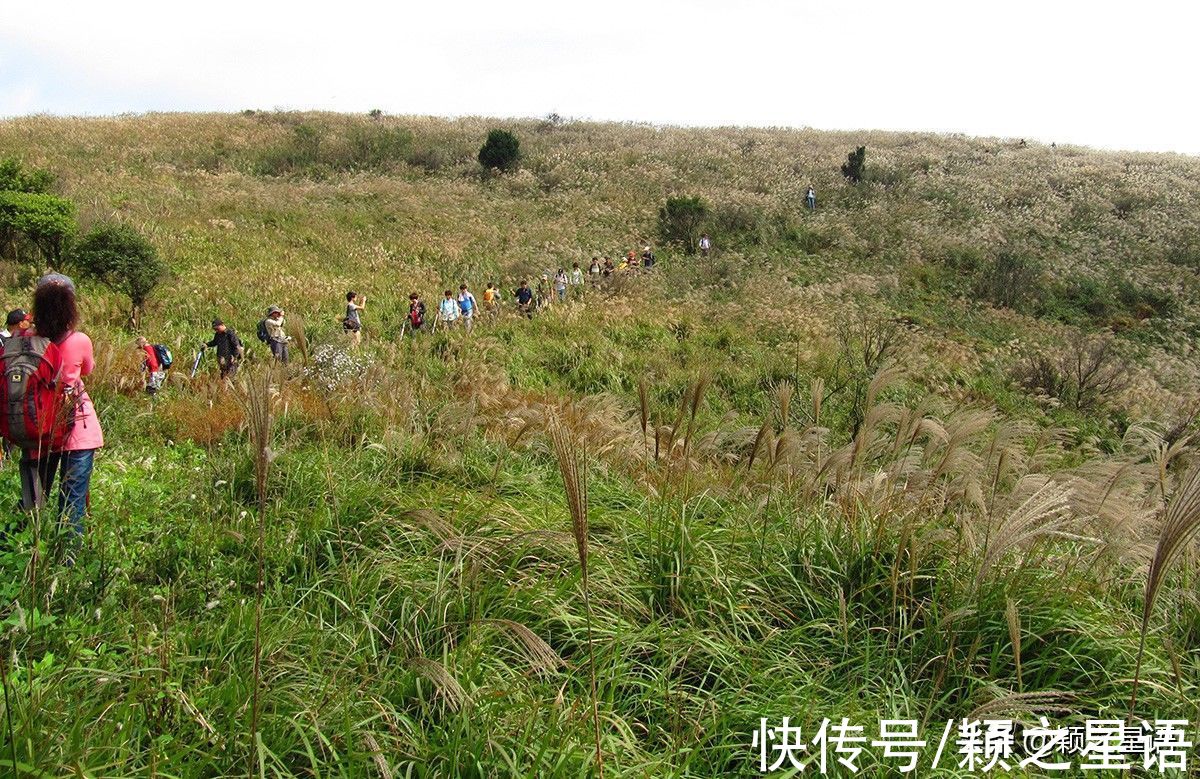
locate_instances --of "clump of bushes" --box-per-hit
[252,122,419,177]
[1012,333,1130,412]
[0,158,75,263]
[478,129,521,172]
[658,195,709,251]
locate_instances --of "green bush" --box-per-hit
[346,125,413,169]
[658,195,710,251]
[841,145,867,183]
[0,190,75,263]
[70,223,167,327]
[0,157,53,194]
[973,250,1043,311]
[478,129,521,172]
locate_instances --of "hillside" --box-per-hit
[2,112,1200,776]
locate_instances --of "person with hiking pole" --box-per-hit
[515,280,534,319]
[135,336,166,396]
[260,305,290,364]
[343,291,365,348]
[806,184,817,212]
[203,318,244,381]
[407,293,427,334]
[438,290,460,331]
[408,293,427,333]
[8,273,104,546]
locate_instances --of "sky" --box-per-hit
[1,0,1197,154]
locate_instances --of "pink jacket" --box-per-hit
[56,331,104,451]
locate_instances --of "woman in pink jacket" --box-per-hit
[28,273,103,539]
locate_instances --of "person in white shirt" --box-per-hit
[699,234,712,257]
[438,290,460,330]
[570,262,584,295]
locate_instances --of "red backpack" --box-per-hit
[0,335,77,455]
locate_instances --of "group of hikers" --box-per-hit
[0,238,675,553]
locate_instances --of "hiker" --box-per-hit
[515,280,533,319]
[483,283,501,320]
[407,293,426,332]
[0,309,28,351]
[602,257,614,278]
[806,185,816,211]
[589,257,602,282]
[204,319,244,380]
[260,306,290,364]
[641,245,656,269]
[135,336,166,396]
[536,275,550,310]
[554,269,569,303]
[18,273,104,540]
[343,290,365,348]
[571,262,584,291]
[699,234,712,257]
[438,290,460,330]
[458,284,477,332]
[625,250,639,271]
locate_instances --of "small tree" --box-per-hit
[71,223,167,328]
[0,192,76,263]
[0,158,73,262]
[478,129,521,172]
[841,145,867,183]
[658,196,710,252]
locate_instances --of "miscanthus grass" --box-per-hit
[0,113,1199,775]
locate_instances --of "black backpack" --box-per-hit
[256,319,269,343]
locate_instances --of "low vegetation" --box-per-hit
[0,112,1199,776]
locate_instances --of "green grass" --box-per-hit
[0,113,1198,776]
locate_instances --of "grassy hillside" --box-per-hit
[1,112,1200,776]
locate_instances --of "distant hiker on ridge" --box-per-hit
[806,185,817,211]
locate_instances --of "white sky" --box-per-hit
[1,0,1197,154]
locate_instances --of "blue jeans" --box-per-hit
[807,196,816,211]
[28,449,95,537]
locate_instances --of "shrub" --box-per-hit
[974,250,1043,311]
[1013,333,1130,412]
[841,145,867,183]
[0,158,53,194]
[71,223,167,327]
[0,191,76,263]
[658,195,710,251]
[346,125,413,169]
[478,129,521,172]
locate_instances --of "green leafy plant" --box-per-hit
[70,222,167,328]
[0,191,76,263]
[658,195,709,251]
[478,129,521,172]
[841,145,867,183]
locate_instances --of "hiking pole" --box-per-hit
[189,348,205,379]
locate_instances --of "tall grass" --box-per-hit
[549,415,603,778]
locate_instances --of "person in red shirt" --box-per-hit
[135,336,164,395]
